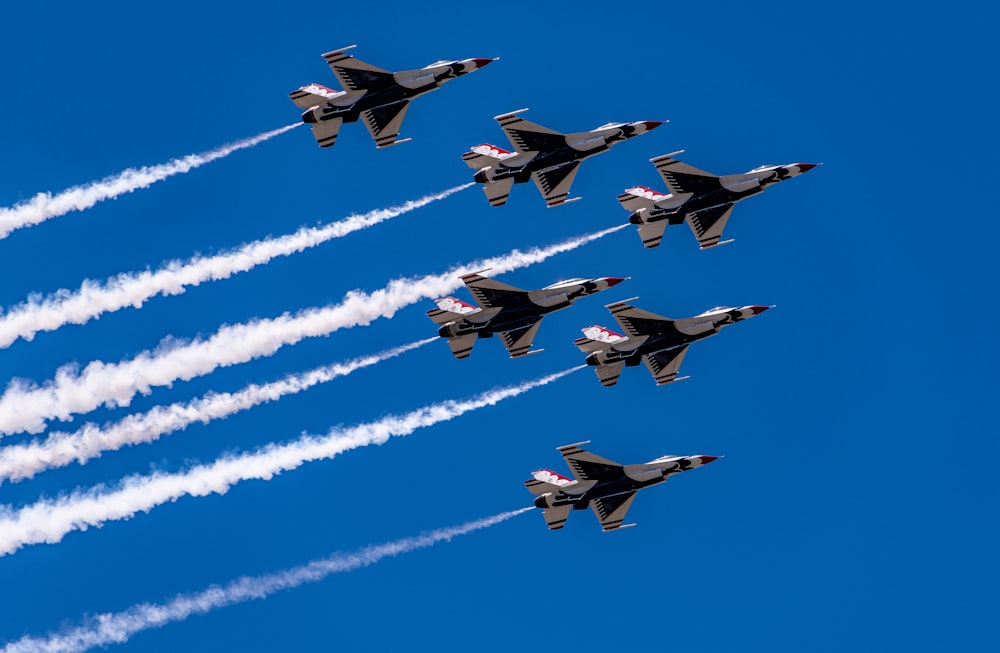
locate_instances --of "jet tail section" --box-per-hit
[426,296,479,325]
[636,219,669,249]
[289,84,341,110]
[617,186,666,213]
[574,326,627,353]
[446,334,476,359]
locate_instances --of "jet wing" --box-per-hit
[496,110,566,154]
[557,442,625,482]
[362,101,411,148]
[594,361,625,387]
[322,47,396,92]
[461,271,527,309]
[608,301,677,338]
[541,505,571,531]
[591,492,637,531]
[499,319,544,358]
[652,153,721,197]
[481,178,514,207]
[531,162,581,208]
[642,345,690,385]
[686,203,735,249]
[309,118,343,149]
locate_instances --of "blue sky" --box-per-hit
[0,1,998,651]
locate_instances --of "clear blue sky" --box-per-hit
[1,1,998,651]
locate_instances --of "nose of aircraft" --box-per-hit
[641,120,664,131]
[472,57,498,69]
[603,277,627,287]
[794,163,819,174]
[749,305,773,315]
[697,455,720,465]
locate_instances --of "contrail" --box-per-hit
[0,338,435,485]
[0,124,301,240]
[0,367,577,557]
[0,224,625,436]
[0,507,532,653]
[0,185,471,348]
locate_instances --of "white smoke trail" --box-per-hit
[0,185,470,348]
[0,367,577,557]
[0,224,625,436]
[0,124,301,240]
[0,338,435,485]
[0,507,532,653]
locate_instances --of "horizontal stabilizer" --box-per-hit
[594,361,625,387]
[637,220,668,249]
[446,334,476,359]
[481,178,514,207]
[309,118,343,149]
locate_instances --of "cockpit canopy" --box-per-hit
[543,278,588,289]
[696,306,733,316]
[423,59,454,68]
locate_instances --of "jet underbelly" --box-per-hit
[524,147,588,173]
[485,306,547,333]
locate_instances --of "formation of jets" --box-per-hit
[290,46,818,531]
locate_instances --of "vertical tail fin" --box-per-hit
[461,143,515,170]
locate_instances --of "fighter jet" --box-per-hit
[617,151,819,249]
[575,299,771,387]
[426,271,626,359]
[462,109,663,208]
[289,45,496,149]
[525,441,719,531]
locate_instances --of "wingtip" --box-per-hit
[493,108,530,121]
[460,268,493,280]
[605,296,640,309]
[557,440,592,451]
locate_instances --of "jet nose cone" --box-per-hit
[641,120,664,131]
[697,455,720,465]
[472,57,497,69]
[794,163,819,173]
[603,277,627,287]
[749,305,773,315]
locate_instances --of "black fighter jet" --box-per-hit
[525,441,719,531]
[575,299,771,387]
[289,45,496,149]
[618,151,818,249]
[426,270,625,359]
[462,109,663,208]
